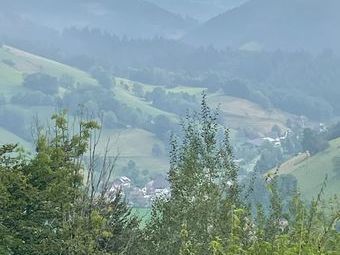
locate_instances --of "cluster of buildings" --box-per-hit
[109,175,169,207]
[247,130,289,148]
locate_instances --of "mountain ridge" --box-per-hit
[0,0,196,39]
[183,0,340,53]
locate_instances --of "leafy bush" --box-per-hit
[59,74,75,89]
[222,79,271,108]
[90,66,113,89]
[0,113,139,254]
[11,91,55,106]
[23,72,59,95]
[146,87,198,115]
[302,128,329,155]
[271,90,334,121]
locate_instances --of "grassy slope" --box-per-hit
[0,45,293,176]
[208,94,289,134]
[2,46,96,85]
[113,85,177,121]
[291,138,340,200]
[0,45,172,173]
[99,128,169,174]
[271,138,340,200]
[0,127,32,149]
[0,45,101,150]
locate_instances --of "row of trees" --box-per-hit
[7,69,181,142]
[1,97,339,254]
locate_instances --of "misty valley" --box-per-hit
[0,0,339,254]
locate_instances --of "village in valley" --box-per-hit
[110,174,170,207]
[112,115,328,208]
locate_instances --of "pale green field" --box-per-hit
[0,62,23,87]
[115,77,157,93]
[271,138,340,200]
[0,45,174,174]
[166,86,204,95]
[0,45,294,177]
[99,128,169,174]
[289,138,340,200]
[0,46,97,85]
[113,86,177,121]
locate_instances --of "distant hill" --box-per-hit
[268,138,340,200]
[0,45,293,174]
[183,0,340,53]
[148,0,247,21]
[0,45,172,173]
[0,0,196,39]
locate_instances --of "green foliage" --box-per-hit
[289,137,340,200]
[1,97,339,255]
[222,79,271,109]
[134,94,340,255]
[59,74,75,89]
[302,128,329,155]
[23,72,59,95]
[0,112,138,254]
[91,66,113,89]
[137,93,245,254]
[132,83,145,98]
[120,160,149,188]
[255,142,283,173]
[146,87,198,115]
[152,143,163,157]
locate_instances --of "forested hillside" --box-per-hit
[148,0,247,21]
[0,0,196,39]
[184,0,340,53]
[0,45,178,174]
[0,44,294,178]
[0,1,339,253]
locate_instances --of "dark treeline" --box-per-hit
[0,0,196,39]
[1,97,339,254]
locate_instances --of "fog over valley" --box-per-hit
[0,1,339,254]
